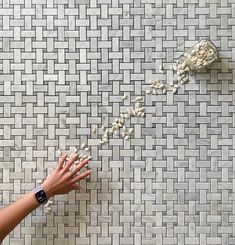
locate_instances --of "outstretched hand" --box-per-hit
[41,153,91,198]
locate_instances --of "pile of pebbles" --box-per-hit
[99,96,145,144]
[146,79,166,95]
[146,40,218,95]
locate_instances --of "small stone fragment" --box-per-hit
[103,138,108,143]
[44,203,50,208]
[129,128,134,134]
[92,128,96,133]
[122,94,128,100]
[124,135,130,141]
[135,96,142,101]
[85,147,90,152]
[146,90,151,94]
[173,88,178,94]
[80,143,86,150]
[37,179,43,184]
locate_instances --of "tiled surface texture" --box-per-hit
[0,0,235,244]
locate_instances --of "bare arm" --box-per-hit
[0,153,91,242]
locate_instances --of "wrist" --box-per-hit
[41,182,53,198]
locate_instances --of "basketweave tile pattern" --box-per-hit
[0,0,234,244]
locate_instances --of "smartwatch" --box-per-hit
[34,185,48,205]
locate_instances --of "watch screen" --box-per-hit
[35,190,47,203]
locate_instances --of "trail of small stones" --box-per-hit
[99,96,145,144]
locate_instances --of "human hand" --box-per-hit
[41,153,91,198]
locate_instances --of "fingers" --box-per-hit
[71,169,91,184]
[62,153,79,173]
[55,153,68,171]
[70,159,89,176]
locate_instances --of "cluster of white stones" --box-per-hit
[146,79,166,95]
[147,40,217,96]
[43,199,53,214]
[99,96,145,144]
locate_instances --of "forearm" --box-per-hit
[0,190,40,241]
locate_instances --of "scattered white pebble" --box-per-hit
[74,148,78,153]
[44,203,50,208]
[146,90,151,94]
[122,94,128,100]
[92,128,96,133]
[103,138,108,143]
[162,88,166,94]
[48,200,53,205]
[124,135,130,141]
[173,88,178,94]
[80,143,86,150]
[87,156,92,160]
[135,96,142,101]
[37,179,43,184]
[84,147,90,152]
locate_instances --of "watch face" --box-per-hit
[35,190,47,204]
